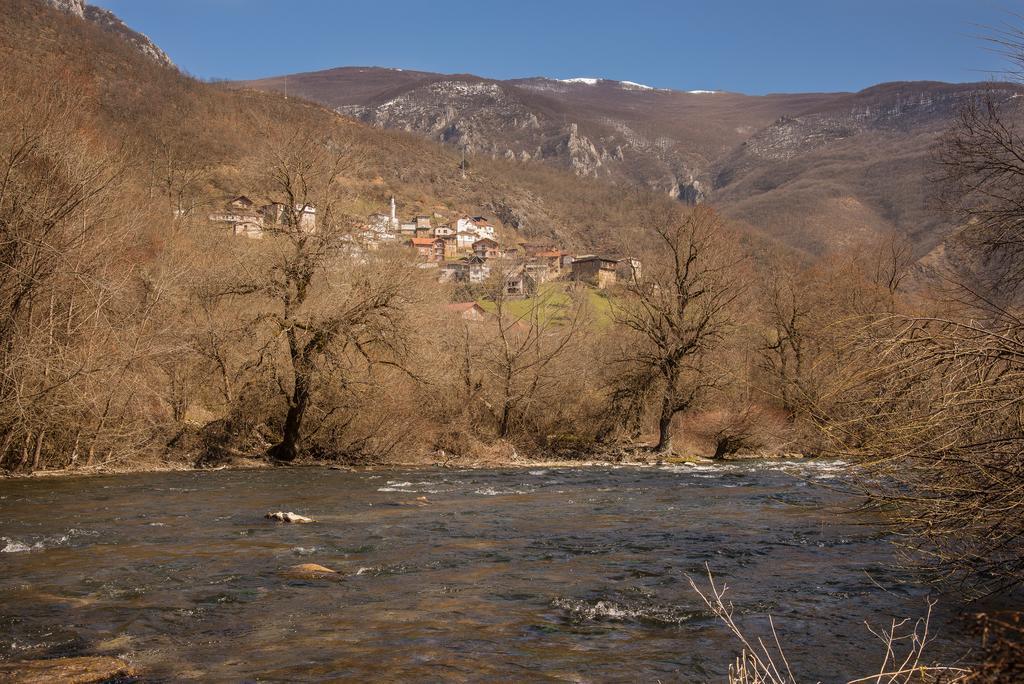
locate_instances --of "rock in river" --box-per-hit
[283,563,340,579]
[265,511,314,523]
[0,656,134,683]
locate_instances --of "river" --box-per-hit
[0,461,965,682]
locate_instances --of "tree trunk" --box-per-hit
[31,430,45,471]
[0,430,15,470]
[498,401,512,439]
[69,431,81,467]
[655,397,674,454]
[498,364,514,438]
[269,372,310,462]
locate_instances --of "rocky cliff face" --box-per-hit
[42,0,173,67]
[332,73,712,194]
[43,0,84,17]
[736,82,1021,164]
[339,78,622,178]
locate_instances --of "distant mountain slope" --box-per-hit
[240,67,838,203]
[239,67,1024,255]
[713,81,1024,254]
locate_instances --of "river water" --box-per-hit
[0,461,965,682]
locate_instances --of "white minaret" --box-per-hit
[390,196,397,229]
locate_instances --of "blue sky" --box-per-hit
[95,0,1018,94]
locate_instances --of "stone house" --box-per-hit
[231,220,264,239]
[455,217,479,234]
[209,196,264,239]
[534,250,567,274]
[410,237,445,262]
[472,238,499,260]
[471,217,496,238]
[440,261,468,282]
[464,255,491,283]
[505,267,538,298]
[570,255,619,289]
[228,195,255,211]
[443,237,459,259]
[456,231,478,252]
[525,261,551,284]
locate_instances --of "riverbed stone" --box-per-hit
[265,511,314,523]
[282,563,340,579]
[0,655,134,683]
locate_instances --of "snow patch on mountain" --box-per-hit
[620,81,655,90]
[552,77,665,92]
[686,90,721,94]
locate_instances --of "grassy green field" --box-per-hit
[477,282,614,325]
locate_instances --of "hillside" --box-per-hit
[241,67,1024,256]
[1,0,709,257]
[42,0,173,66]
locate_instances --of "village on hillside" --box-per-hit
[209,195,642,305]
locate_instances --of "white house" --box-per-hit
[456,231,478,251]
[455,217,479,235]
[471,216,496,238]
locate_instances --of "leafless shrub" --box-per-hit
[686,404,787,459]
[687,566,970,684]
[0,64,180,471]
[816,314,1024,594]
[964,612,1024,683]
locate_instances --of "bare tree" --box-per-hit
[610,205,745,453]
[935,91,1024,301]
[758,255,815,416]
[214,127,417,462]
[473,268,586,439]
[150,132,214,219]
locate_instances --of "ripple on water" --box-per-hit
[1,528,99,553]
[473,487,531,496]
[551,596,707,626]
